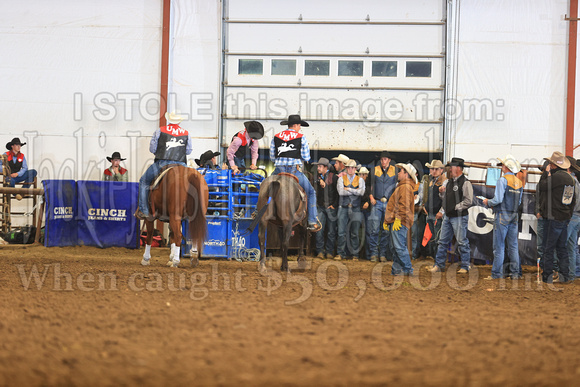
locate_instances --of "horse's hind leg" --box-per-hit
[280,222,293,272]
[258,222,267,272]
[167,217,182,268]
[297,226,307,271]
[141,220,154,266]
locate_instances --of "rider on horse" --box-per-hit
[270,114,322,232]
[135,111,192,220]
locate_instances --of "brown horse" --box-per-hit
[256,174,307,272]
[141,165,209,267]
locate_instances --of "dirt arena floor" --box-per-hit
[1,245,580,386]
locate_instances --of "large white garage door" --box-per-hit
[221,0,446,153]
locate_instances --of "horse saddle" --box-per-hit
[150,164,179,191]
[278,172,306,202]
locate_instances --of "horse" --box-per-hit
[255,173,308,272]
[140,165,209,267]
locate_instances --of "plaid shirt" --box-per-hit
[269,128,311,167]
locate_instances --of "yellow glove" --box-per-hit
[383,220,389,230]
[392,218,402,231]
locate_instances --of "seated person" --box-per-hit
[195,150,222,170]
[1,137,37,187]
[103,152,129,182]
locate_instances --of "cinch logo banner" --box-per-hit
[44,180,139,249]
[44,180,77,247]
[77,181,139,248]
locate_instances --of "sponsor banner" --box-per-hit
[76,181,140,249]
[43,180,77,247]
[468,184,539,266]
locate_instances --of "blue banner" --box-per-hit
[76,181,140,249]
[43,180,77,247]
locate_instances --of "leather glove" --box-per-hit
[392,218,402,231]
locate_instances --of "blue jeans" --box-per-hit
[6,169,37,187]
[316,206,338,256]
[566,214,580,280]
[367,201,392,258]
[542,219,570,283]
[138,160,186,215]
[337,207,362,258]
[434,215,471,271]
[391,225,413,275]
[273,166,317,225]
[537,217,558,271]
[426,215,442,258]
[363,210,372,259]
[491,213,520,279]
[233,156,246,170]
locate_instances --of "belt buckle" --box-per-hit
[348,204,352,208]
[381,198,387,203]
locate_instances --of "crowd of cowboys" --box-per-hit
[4,111,578,283]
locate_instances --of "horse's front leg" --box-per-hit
[141,220,155,266]
[167,217,182,268]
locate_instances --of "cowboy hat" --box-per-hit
[425,159,444,169]
[497,154,521,174]
[165,110,184,124]
[280,114,309,127]
[380,150,393,160]
[566,156,580,172]
[358,167,370,174]
[195,150,220,167]
[345,159,357,168]
[106,151,126,162]
[332,154,349,165]
[446,157,465,168]
[244,121,264,140]
[6,137,26,150]
[312,157,330,167]
[412,160,424,181]
[544,151,571,170]
[396,163,418,184]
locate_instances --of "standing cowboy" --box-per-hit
[483,155,523,279]
[102,152,129,182]
[384,163,418,275]
[427,157,474,274]
[335,159,365,261]
[270,114,321,232]
[1,137,37,187]
[226,121,264,174]
[312,157,339,259]
[135,111,192,220]
[368,150,398,262]
[422,159,446,258]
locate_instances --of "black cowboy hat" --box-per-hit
[6,137,26,150]
[412,160,424,181]
[280,114,309,127]
[566,156,580,172]
[106,151,126,162]
[380,150,393,160]
[195,150,220,167]
[244,121,264,140]
[447,157,465,168]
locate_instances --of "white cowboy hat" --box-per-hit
[345,159,357,168]
[395,163,418,184]
[497,154,521,174]
[165,110,184,124]
[358,167,370,174]
[332,154,349,165]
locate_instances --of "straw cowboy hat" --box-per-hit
[106,151,126,162]
[345,159,357,168]
[395,163,418,184]
[332,154,349,165]
[244,121,264,140]
[425,159,444,169]
[280,114,309,127]
[358,167,370,174]
[544,151,571,170]
[165,110,184,124]
[497,154,521,174]
[5,137,26,150]
[195,150,220,167]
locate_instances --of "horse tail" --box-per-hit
[265,179,280,219]
[186,170,208,253]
